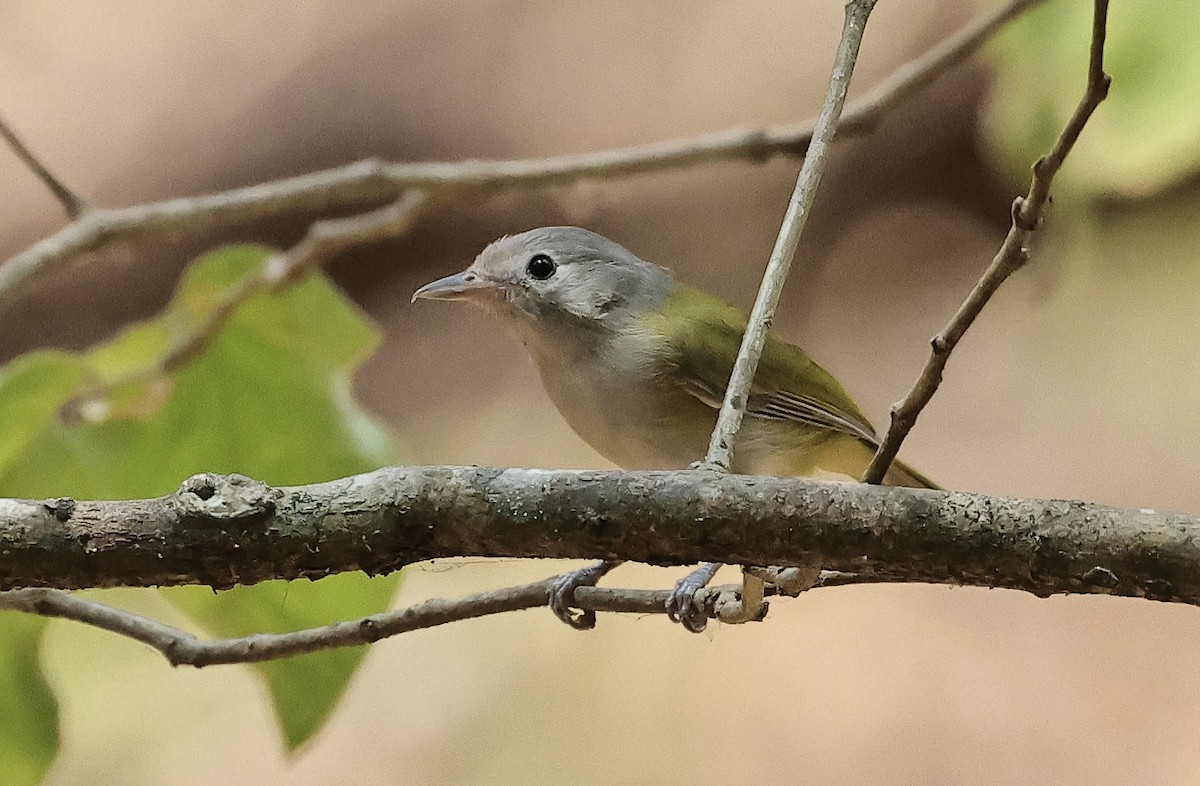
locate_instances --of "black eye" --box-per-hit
[526,254,556,280]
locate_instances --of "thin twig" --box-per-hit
[0,569,928,668]
[63,191,428,416]
[704,0,878,470]
[697,0,878,624]
[844,0,1043,127]
[0,0,1044,302]
[175,189,428,367]
[862,0,1112,485]
[0,113,88,219]
[262,189,429,290]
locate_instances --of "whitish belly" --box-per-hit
[533,356,714,470]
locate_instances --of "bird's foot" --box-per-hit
[665,562,723,633]
[548,559,621,630]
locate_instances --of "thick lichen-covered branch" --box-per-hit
[1,467,1197,607]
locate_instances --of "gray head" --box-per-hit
[412,227,674,338]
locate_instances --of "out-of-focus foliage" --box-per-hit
[0,354,90,786]
[0,615,58,786]
[984,0,1200,200]
[169,575,396,749]
[0,246,401,780]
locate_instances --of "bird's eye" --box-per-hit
[526,254,556,280]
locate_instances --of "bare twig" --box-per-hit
[0,580,562,666]
[843,0,1043,125]
[0,569,878,667]
[1017,0,1110,228]
[0,0,1043,302]
[262,189,429,290]
[703,0,878,470]
[170,189,428,367]
[0,113,88,218]
[63,191,428,416]
[862,0,1112,485]
[15,0,1046,443]
[697,0,878,623]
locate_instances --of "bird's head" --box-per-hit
[412,227,674,342]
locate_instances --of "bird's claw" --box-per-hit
[549,573,596,630]
[548,560,614,630]
[665,574,711,633]
[665,562,723,633]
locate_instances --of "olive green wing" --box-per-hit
[651,285,878,444]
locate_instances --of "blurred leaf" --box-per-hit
[169,572,394,749]
[0,614,58,786]
[983,0,1200,199]
[0,353,88,476]
[0,245,401,753]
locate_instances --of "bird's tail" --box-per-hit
[810,437,940,489]
[881,457,940,490]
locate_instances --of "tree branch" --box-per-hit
[0,0,1043,302]
[0,113,88,219]
[1,467,1196,607]
[0,569,870,667]
[862,0,1111,484]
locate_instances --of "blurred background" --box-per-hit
[3,0,1200,783]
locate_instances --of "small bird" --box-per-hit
[413,226,936,630]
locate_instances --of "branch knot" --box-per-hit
[1012,196,1038,231]
[174,473,280,521]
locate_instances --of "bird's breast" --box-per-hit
[526,329,714,470]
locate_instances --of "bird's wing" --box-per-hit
[654,284,879,445]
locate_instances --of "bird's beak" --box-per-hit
[411,271,497,304]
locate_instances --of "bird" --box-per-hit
[412,226,937,630]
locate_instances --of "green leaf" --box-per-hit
[0,353,88,476]
[0,244,401,753]
[168,572,394,749]
[983,0,1200,200]
[0,613,58,786]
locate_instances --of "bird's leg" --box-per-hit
[665,562,723,633]
[549,559,622,630]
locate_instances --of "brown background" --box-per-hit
[3,1,1199,784]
